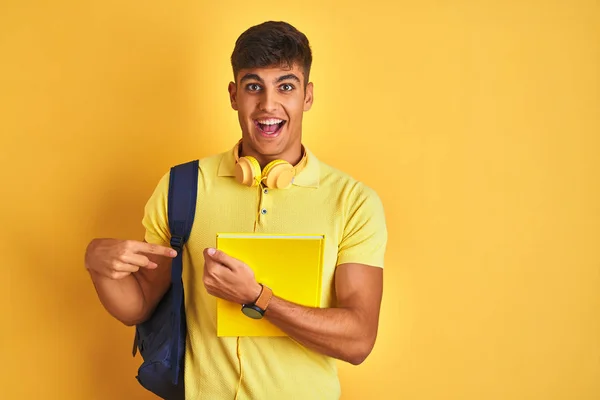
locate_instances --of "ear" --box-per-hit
[228,81,238,110]
[303,82,314,112]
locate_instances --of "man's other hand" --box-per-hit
[203,248,261,304]
[85,238,177,280]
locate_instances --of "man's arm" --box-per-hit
[203,248,383,365]
[264,262,383,365]
[85,239,176,326]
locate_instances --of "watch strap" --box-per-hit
[255,284,273,311]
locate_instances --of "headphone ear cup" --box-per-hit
[263,160,295,189]
[235,156,262,187]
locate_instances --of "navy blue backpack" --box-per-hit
[132,160,199,400]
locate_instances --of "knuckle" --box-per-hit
[117,249,128,260]
[110,261,122,271]
[109,271,123,280]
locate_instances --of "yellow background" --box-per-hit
[1,0,598,399]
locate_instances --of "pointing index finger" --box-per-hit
[137,241,178,258]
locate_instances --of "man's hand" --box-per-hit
[203,248,262,304]
[85,238,177,280]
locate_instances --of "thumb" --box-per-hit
[205,247,236,270]
[205,247,222,261]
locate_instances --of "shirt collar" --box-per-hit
[217,142,320,188]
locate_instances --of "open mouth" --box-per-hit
[254,118,286,136]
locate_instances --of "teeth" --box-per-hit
[257,118,283,125]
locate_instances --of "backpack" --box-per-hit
[132,160,199,400]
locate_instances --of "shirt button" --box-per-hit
[263,189,268,194]
[261,209,267,215]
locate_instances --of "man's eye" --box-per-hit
[247,84,261,91]
[280,84,294,91]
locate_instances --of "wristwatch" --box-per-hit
[241,284,273,319]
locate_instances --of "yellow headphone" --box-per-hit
[233,141,308,189]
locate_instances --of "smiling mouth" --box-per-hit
[254,118,286,136]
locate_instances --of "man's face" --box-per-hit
[228,63,313,165]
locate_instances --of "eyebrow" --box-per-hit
[240,73,263,83]
[240,73,301,84]
[275,74,301,84]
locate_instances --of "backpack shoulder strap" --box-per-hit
[167,159,198,383]
[168,160,199,254]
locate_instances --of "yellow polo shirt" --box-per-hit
[142,143,387,400]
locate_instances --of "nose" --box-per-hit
[258,87,278,113]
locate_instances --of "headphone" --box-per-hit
[233,141,308,189]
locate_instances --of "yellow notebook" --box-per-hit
[215,232,325,337]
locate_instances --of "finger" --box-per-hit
[113,262,140,273]
[204,248,234,270]
[203,256,224,274]
[130,240,177,258]
[107,271,132,280]
[121,253,158,269]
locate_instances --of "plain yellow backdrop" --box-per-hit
[1,0,599,399]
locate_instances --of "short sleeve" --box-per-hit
[337,184,388,268]
[141,171,171,246]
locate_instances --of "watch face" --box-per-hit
[242,305,264,319]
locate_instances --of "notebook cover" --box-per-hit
[215,233,325,337]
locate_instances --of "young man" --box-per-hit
[85,21,387,399]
